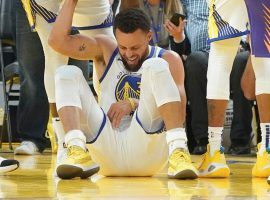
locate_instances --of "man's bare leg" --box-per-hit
[54,66,100,179]
[256,94,270,154]
[159,102,184,130]
[198,37,240,178]
[159,101,187,154]
[207,99,228,154]
[57,106,81,132]
[160,101,198,179]
[256,95,270,123]
[140,58,198,179]
[241,56,255,100]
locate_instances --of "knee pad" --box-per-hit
[141,57,180,107]
[207,37,240,100]
[55,65,84,111]
[55,65,83,82]
[35,14,69,102]
[44,53,69,103]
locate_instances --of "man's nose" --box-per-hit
[125,49,134,58]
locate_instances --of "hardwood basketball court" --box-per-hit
[0,144,269,199]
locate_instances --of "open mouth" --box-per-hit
[126,57,138,64]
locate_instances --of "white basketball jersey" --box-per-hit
[97,46,166,131]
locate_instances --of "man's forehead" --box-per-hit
[115,28,149,36]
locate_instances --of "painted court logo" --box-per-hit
[115,74,141,101]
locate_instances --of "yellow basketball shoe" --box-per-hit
[168,148,198,179]
[56,146,99,179]
[252,144,270,178]
[46,120,58,154]
[198,145,230,178]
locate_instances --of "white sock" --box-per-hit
[166,128,187,155]
[65,130,86,150]
[259,123,270,155]
[208,127,223,156]
[52,117,66,148]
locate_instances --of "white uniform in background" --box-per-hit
[22,0,114,102]
[21,0,114,159]
[206,0,270,100]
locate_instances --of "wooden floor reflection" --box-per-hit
[0,148,269,199]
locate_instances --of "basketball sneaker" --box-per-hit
[14,141,40,155]
[198,145,230,178]
[0,157,19,173]
[56,143,67,166]
[252,143,270,178]
[53,143,68,177]
[168,148,198,179]
[56,145,99,179]
[46,119,58,154]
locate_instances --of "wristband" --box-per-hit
[127,98,136,111]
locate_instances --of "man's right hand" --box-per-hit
[107,100,133,129]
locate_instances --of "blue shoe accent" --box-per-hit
[266,147,270,154]
[220,146,225,154]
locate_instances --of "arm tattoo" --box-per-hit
[79,43,86,51]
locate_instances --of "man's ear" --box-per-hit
[147,31,152,42]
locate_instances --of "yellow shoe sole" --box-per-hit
[46,123,58,154]
[57,164,99,179]
[168,169,198,179]
[252,168,270,178]
[199,167,230,178]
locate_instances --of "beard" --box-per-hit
[120,48,149,72]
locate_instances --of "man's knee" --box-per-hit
[55,65,83,83]
[142,57,170,77]
[141,58,180,106]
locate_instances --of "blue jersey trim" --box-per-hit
[146,46,155,59]
[266,125,270,149]
[99,48,119,83]
[47,18,56,23]
[158,48,166,58]
[30,0,57,25]
[208,30,250,43]
[88,108,107,144]
[74,22,113,30]
[135,111,165,134]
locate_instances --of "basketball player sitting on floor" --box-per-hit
[48,0,198,180]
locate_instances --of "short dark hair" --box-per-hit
[113,8,150,34]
